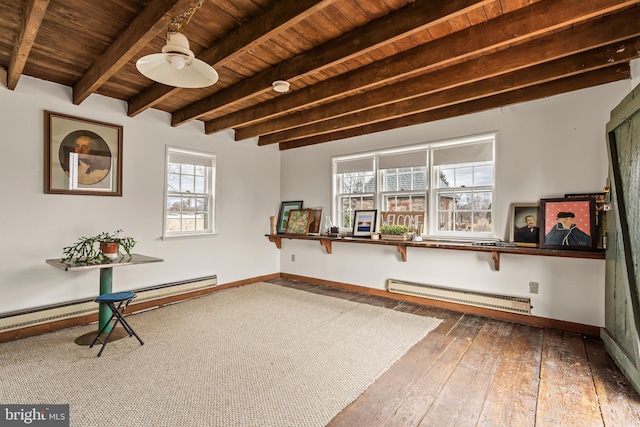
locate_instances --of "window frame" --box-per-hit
[163,146,217,239]
[332,156,376,230]
[331,133,496,240]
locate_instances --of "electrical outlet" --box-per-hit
[529,281,539,294]
[291,254,295,262]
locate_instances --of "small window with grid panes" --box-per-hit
[164,147,216,238]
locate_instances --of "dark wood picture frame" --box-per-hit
[285,208,312,236]
[307,208,323,236]
[352,209,377,238]
[565,192,607,249]
[509,203,540,248]
[276,201,303,234]
[44,111,123,196]
[540,197,597,250]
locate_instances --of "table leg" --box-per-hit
[76,266,125,345]
[99,267,113,332]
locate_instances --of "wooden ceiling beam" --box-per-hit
[262,38,639,145]
[206,0,639,135]
[72,0,194,105]
[277,66,630,150]
[253,8,640,143]
[127,0,328,117]
[7,0,50,90]
[172,0,493,126]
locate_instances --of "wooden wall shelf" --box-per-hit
[266,234,605,270]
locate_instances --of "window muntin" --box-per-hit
[382,167,427,192]
[381,165,427,213]
[382,193,426,212]
[434,160,493,233]
[339,193,375,228]
[164,147,216,237]
[334,157,375,229]
[332,135,495,239]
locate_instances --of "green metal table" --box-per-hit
[46,254,163,344]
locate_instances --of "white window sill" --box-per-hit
[162,232,218,241]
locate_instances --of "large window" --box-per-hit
[164,147,216,238]
[332,134,495,239]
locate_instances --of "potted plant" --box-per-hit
[379,225,410,241]
[61,229,136,263]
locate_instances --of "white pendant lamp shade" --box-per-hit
[136,32,219,88]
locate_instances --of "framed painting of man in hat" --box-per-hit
[539,197,597,250]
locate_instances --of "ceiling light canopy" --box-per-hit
[136,0,218,88]
[272,80,290,93]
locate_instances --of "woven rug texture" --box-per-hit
[0,282,441,427]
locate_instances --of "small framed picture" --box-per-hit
[566,192,607,249]
[352,209,377,238]
[44,111,123,196]
[307,208,323,235]
[285,209,312,236]
[277,201,303,234]
[540,197,597,250]
[509,203,540,247]
[565,193,606,204]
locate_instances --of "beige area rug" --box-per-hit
[0,282,441,427]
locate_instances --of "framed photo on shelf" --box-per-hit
[276,200,303,234]
[285,209,312,236]
[509,203,540,247]
[540,197,597,250]
[565,192,607,249]
[352,209,377,238]
[44,111,123,196]
[307,208,323,235]
[565,192,606,204]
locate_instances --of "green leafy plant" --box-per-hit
[379,225,410,235]
[61,229,136,263]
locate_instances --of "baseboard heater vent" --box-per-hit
[387,279,531,315]
[0,275,217,333]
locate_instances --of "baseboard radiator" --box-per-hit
[387,278,531,315]
[0,275,218,333]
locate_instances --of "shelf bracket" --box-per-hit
[492,251,500,271]
[320,239,332,254]
[397,245,407,262]
[268,235,282,249]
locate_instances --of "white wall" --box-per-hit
[279,79,633,327]
[1,69,635,328]
[0,76,280,314]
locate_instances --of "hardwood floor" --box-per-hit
[268,278,640,427]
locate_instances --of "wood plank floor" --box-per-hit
[267,278,640,427]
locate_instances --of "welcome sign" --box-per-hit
[381,211,424,231]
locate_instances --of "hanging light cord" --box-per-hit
[168,0,205,37]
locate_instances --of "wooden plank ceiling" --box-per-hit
[1,0,638,150]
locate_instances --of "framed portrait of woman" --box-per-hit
[44,111,123,196]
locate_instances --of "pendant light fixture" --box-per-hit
[136,0,218,88]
